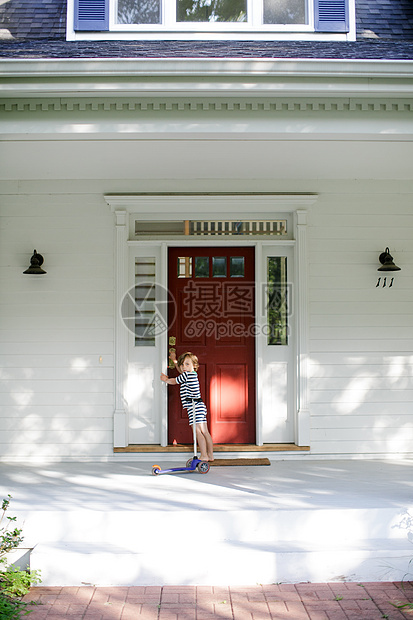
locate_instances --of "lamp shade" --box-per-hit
[23,250,47,275]
[377,247,400,272]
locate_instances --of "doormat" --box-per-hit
[208,458,271,466]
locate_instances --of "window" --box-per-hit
[195,257,209,277]
[176,0,248,23]
[267,256,288,346]
[133,258,157,346]
[118,0,161,23]
[230,256,244,277]
[73,0,349,36]
[134,219,287,237]
[177,256,193,278]
[176,256,246,278]
[263,0,305,24]
[212,256,227,277]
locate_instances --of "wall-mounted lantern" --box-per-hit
[23,250,47,275]
[377,247,401,272]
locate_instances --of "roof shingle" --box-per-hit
[356,0,413,40]
[0,0,412,55]
[0,0,66,40]
[1,39,413,59]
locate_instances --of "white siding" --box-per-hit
[2,181,413,459]
[0,187,114,459]
[309,190,413,455]
[1,180,413,459]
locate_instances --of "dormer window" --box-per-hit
[71,0,352,39]
[116,0,307,25]
[116,0,309,24]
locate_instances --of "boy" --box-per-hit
[161,351,214,462]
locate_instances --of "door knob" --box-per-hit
[168,348,176,369]
[168,337,176,369]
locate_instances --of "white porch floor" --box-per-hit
[1,459,412,587]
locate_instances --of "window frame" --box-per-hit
[71,0,352,37]
[113,0,312,31]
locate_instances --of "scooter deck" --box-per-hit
[152,458,210,475]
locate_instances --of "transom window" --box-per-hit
[134,219,288,236]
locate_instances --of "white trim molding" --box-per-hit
[2,98,413,115]
[295,209,311,446]
[2,58,413,100]
[113,208,129,448]
[105,193,317,216]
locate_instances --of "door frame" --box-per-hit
[106,193,317,449]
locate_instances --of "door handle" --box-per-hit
[168,336,176,368]
[168,348,176,369]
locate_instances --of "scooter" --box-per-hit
[152,400,210,475]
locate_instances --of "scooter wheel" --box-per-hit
[197,461,210,474]
[186,458,194,467]
[152,465,161,476]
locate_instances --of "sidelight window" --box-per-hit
[267,256,288,346]
[134,258,157,346]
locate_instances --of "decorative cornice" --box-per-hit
[1,97,412,113]
[105,193,318,216]
[2,58,413,102]
[2,58,413,79]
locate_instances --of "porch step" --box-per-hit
[30,539,413,586]
[26,506,412,586]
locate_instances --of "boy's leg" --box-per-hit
[195,425,208,461]
[197,423,214,461]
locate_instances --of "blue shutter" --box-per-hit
[74,0,109,31]
[314,0,348,32]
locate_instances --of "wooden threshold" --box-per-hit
[114,443,310,453]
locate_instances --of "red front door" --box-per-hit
[167,247,256,444]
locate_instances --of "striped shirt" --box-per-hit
[176,371,202,408]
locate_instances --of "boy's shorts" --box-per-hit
[186,400,207,426]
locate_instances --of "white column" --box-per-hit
[295,209,310,446]
[113,209,129,448]
[160,242,168,447]
[255,241,263,446]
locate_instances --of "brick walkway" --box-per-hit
[22,582,413,619]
